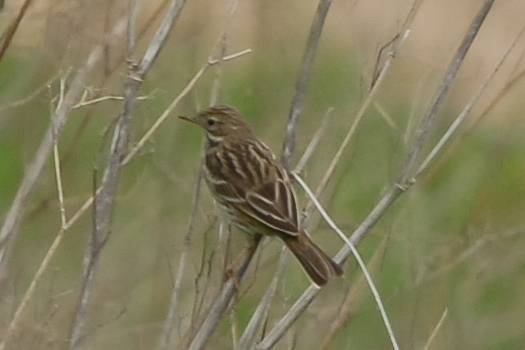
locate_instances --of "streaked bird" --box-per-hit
[180,105,342,286]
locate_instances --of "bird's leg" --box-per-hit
[222,233,263,289]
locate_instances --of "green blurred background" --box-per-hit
[1,0,525,349]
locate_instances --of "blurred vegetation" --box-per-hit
[1,0,525,349]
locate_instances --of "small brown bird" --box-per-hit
[180,105,342,286]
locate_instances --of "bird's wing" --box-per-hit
[209,177,299,237]
[243,179,300,236]
[204,140,299,236]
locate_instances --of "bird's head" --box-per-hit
[179,105,252,142]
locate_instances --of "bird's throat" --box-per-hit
[206,133,224,148]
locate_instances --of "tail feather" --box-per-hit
[282,232,343,286]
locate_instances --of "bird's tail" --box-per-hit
[282,232,343,286]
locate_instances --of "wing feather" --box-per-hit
[244,180,299,236]
[204,139,300,237]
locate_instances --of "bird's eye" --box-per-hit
[207,118,216,127]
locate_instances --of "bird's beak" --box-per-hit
[178,115,199,125]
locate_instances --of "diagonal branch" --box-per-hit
[0,0,33,64]
[281,0,333,169]
[398,0,494,185]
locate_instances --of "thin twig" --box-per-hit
[186,236,262,350]
[302,15,412,222]
[230,304,238,350]
[68,216,98,350]
[399,0,494,185]
[190,215,215,334]
[371,0,424,88]
[373,101,400,135]
[127,0,137,62]
[208,0,240,106]
[138,0,188,75]
[281,0,333,169]
[257,284,320,350]
[120,49,251,166]
[422,308,448,350]
[292,174,400,350]
[0,74,60,113]
[209,40,226,107]
[157,166,203,350]
[0,0,33,63]
[235,250,286,350]
[430,65,525,180]
[53,128,67,231]
[294,107,333,174]
[415,227,524,286]
[73,94,150,108]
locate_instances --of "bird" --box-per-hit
[179,105,342,286]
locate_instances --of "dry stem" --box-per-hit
[281,0,333,170]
